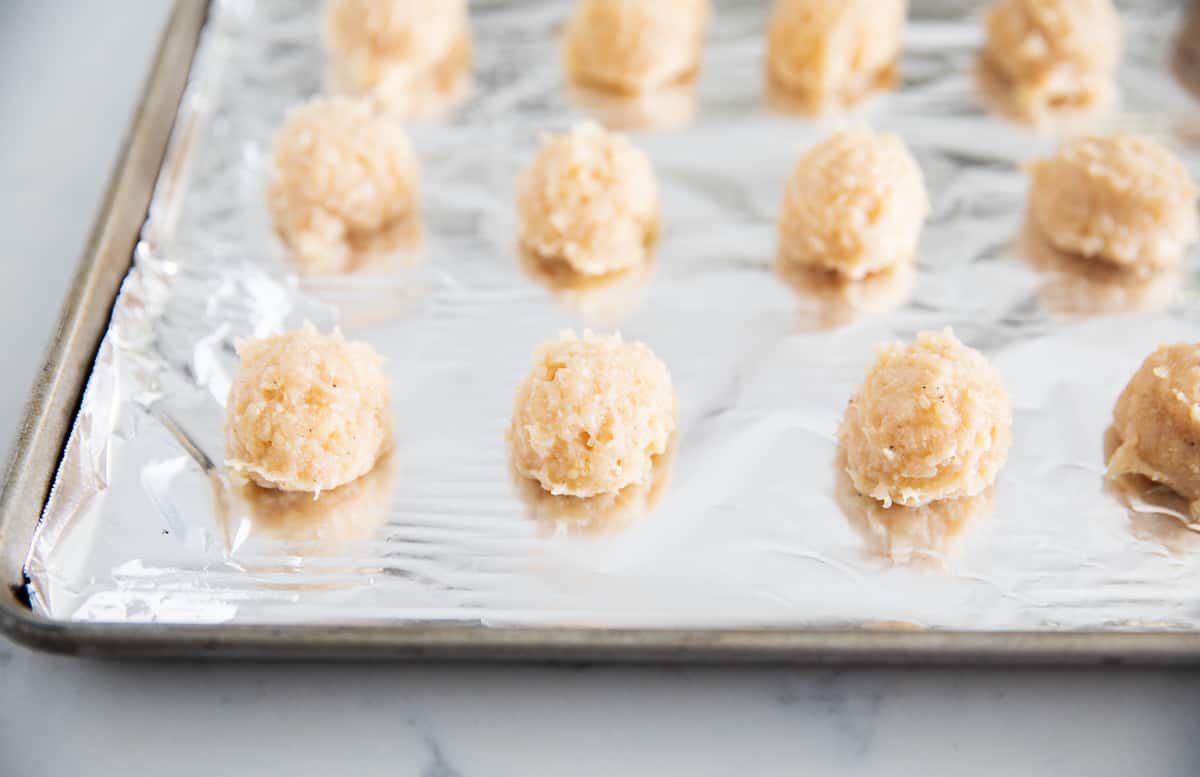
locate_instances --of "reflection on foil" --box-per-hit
[515,243,656,325]
[775,258,916,331]
[151,409,236,552]
[565,82,698,132]
[1103,426,1200,555]
[234,451,398,556]
[834,458,993,569]
[1018,219,1182,316]
[298,263,431,333]
[1129,510,1200,556]
[510,436,677,537]
[972,54,1115,130]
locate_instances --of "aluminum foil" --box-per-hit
[24,0,1200,630]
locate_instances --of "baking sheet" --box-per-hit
[24,0,1200,630]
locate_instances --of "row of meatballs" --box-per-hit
[224,323,1200,532]
[270,96,1199,281]
[326,0,1127,124]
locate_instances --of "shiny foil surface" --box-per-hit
[25,0,1200,630]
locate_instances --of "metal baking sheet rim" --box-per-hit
[2,0,1200,664]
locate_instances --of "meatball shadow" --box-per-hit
[774,254,916,331]
[516,242,657,326]
[509,435,677,538]
[833,443,994,569]
[1017,217,1181,316]
[565,80,698,132]
[1103,426,1200,555]
[233,451,399,558]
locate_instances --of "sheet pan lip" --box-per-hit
[1,0,1198,665]
[0,0,211,651]
[3,597,1200,664]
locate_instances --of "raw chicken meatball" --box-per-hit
[982,0,1121,119]
[226,323,392,493]
[767,0,907,109]
[564,0,711,94]
[516,123,659,277]
[324,0,472,114]
[509,331,676,497]
[266,97,420,274]
[778,128,929,279]
[1028,134,1199,272]
[1108,343,1200,518]
[840,329,1013,507]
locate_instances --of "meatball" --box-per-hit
[509,331,676,497]
[982,0,1121,120]
[564,0,710,94]
[266,97,420,274]
[1108,343,1200,519]
[1027,133,1198,272]
[767,0,907,109]
[516,123,659,277]
[226,323,391,493]
[778,127,928,279]
[840,329,1013,507]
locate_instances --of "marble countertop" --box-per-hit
[0,4,1198,775]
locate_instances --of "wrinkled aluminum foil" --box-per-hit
[25,0,1200,630]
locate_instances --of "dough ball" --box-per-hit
[767,0,907,108]
[982,0,1121,118]
[840,329,1013,507]
[564,0,711,94]
[509,331,676,498]
[1108,343,1200,518]
[516,123,659,277]
[778,128,929,279]
[1028,134,1199,272]
[266,97,420,274]
[324,0,471,113]
[226,323,391,493]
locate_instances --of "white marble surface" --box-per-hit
[1,4,1199,775]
